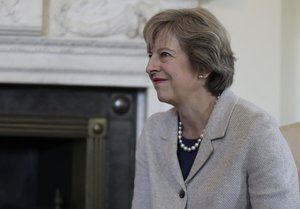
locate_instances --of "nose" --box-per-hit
[146,55,159,75]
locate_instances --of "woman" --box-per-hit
[131,7,299,209]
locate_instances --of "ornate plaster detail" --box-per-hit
[0,0,42,35]
[48,0,200,40]
[0,0,21,25]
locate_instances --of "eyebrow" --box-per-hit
[152,47,176,53]
[148,47,167,53]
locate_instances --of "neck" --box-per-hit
[177,94,218,139]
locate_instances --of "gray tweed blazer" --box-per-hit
[132,89,300,209]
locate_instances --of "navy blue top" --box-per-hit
[177,136,200,180]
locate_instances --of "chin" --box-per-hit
[157,95,173,106]
[157,95,167,103]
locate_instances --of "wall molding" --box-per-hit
[0,36,146,56]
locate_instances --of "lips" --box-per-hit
[152,77,168,84]
[153,78,167,82]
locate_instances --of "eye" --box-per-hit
[147,53,152,58]
[160,51,172,57]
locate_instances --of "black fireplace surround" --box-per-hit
[0,84,139,209]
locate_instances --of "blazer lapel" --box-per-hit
[164,131,185,186]
[185,89,239,182]
[160,109,186,188]
[185,136,214,183]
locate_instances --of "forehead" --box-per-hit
[149,31,181,51]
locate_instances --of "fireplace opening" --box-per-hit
[0,136,77,209]
[0,84,142,209]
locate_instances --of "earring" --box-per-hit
[198,74,205,79]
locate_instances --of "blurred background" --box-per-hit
[0,0,299,125]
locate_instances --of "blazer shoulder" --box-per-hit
[146,108,177,125]
[234,98,277,127]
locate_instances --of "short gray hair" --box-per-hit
[143,7,236,96]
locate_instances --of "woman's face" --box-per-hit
[146,34,203,106]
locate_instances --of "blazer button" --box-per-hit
[179,189,185,198]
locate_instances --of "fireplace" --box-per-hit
[0,84,141,209]
[0,2,195,208]
[0,30,168,209]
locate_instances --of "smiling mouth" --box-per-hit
[152,78,167,82]
[152,78,168,85]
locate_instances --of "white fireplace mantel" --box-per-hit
[0,36,170,119]
[0,36,147,85]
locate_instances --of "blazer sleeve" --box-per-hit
[131,124,152,209]
[247,124,300,208]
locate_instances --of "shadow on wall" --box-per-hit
[280,122,300,191]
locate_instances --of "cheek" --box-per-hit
[174,73,199,92]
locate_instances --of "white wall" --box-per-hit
[281,0,300,125]
[199,0,283,124]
